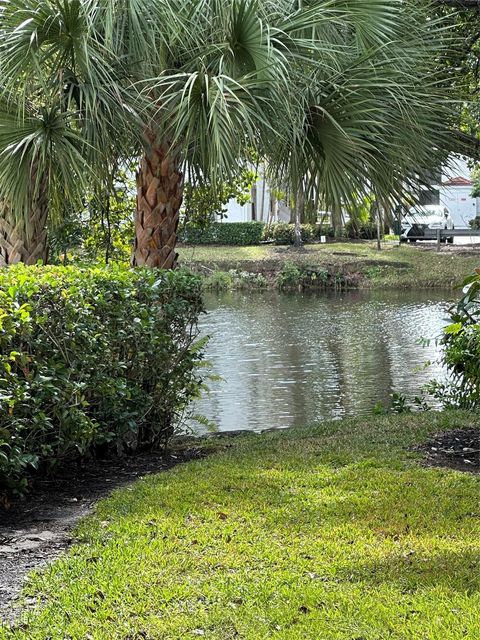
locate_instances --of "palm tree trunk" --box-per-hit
[293,186,304,248]
[332,202,343,238]
[132,135,183,269]
[0,186,49,266]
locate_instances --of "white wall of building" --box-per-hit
[222,198,251,222]
[222,169,290,223]
[440,186,479,228]
[439,156,479,228]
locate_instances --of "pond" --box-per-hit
[192,289,454,433]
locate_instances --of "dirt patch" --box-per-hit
[0,446,206,623]
[418,428,480,473]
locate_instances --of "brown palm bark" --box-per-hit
[132,134,184,269]
[0,174,49,266]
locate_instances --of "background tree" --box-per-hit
[429,0,480,157]
[268,1,457,241]
[0,0,465,266]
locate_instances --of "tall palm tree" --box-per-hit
[0,0,458,267]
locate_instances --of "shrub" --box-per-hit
[203,270,234,291]
[265,223,333,245]
[179,221,264,245]
[0,266,205,495]
[438,269,480,408]
[344,219,378,239]
[203,270,268,291]
[276,262,303,288]
[469,216,480,230]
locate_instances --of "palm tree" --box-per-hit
[0,0,458,267]
[0,102,90,265]
[0,0,145,264]
[266,1,455,240]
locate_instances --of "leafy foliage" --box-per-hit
[469,215,480,230]
[0,266,205,495]
[48,167,136,265]
[182,170,256,230]
[265,223,333,245]
[440,269,480,408]
[0,0,461,260]
[343,194,379,240]
[179,222,264,246]
[344,220,378,240]
[429,1,480,157]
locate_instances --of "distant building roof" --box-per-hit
[442,176,473,187]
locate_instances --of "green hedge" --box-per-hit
[264,223,334,245]
[344,220,378,240]
[179,221,264,245]
[0,266,205,495]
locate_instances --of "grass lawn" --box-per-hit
[3,411,480,639]
[178,242,480,289]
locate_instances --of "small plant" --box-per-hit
[203,271,234,291]
[364,265,383,280]
[469,216,480,230]
[345,219,378,240]
[276,262,303,289]
[373,392,431,415]
[231,271,268,289]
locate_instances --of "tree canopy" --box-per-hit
[0,0,467,264]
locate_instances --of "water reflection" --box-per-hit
[193,289,453,432]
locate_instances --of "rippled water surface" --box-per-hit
[193,289,453,432]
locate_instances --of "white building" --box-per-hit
[418,156,479,228]
[440,176,479,228]
[439,156,479,228]
[223,155,479,227]
[222,169,291,224]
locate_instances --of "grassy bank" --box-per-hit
[3,411,480,639]
[178,242,480,290]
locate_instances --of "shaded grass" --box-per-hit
[178,243,480,289]
[3,411,480,638]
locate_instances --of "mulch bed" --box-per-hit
[418,428,480,473]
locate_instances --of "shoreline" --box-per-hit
[178,242,480,291]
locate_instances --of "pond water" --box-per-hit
[192,289,455,433]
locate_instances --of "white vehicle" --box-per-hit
[400,205,455,243]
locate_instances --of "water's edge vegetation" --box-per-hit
[178,243,480,291]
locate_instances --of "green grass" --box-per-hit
[3,411,480,639]
[178,242,480,289]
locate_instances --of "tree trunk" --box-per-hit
[376,210,382,251]
[251,183,257,221]
[332,202,343,238]
[259,170,266,221]
[132,136,183,269]
[0,191,49,266]
[268,193,278,226]
[293,187,304,248]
